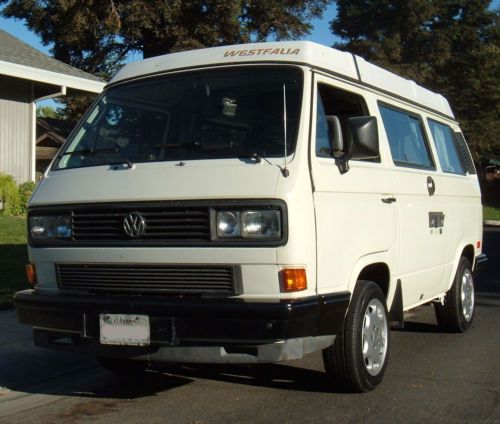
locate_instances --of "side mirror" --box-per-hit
[325,115,344,158]
[348,116,379,160]
[335,116,379,174]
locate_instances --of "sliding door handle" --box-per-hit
[427,176,436,196]
[381,197,397,204]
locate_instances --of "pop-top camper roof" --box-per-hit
[110,41,454,119]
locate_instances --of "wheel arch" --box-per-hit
[461,244,475,269]
[445,242,476,292]
[347,253,397,315]
[357,263,390,299]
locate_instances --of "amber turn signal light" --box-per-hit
[25,264,37,286]
[282,268,307,292]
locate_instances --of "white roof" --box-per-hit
[111,41,454,118]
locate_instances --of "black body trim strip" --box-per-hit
[351,53,362,80]
[14,289,350,344]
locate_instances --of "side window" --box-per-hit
[316,84,376,160]
[454,132,476,174]
[379,105,434,169]
[427,119,465,175]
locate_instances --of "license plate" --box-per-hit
[99,314,150,346]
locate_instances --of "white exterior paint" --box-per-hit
[30,41,483,304]
[354,56,454,117]
[30,100,36,181]
[0,59,105,94]
[111,41,454,118]
[24,42,483,377]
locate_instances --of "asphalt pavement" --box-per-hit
[0,227,498,424]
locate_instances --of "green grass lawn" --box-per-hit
[0,216,28,308]
[484,205,500,221]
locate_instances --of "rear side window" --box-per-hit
[453,131,477,174]
[428,119,465,175]
[379,105,434,169]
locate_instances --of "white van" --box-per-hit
[15,41,487,392]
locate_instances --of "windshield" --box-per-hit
[54,67,303,170]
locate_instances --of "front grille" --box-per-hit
[56,263,240,296]
[28,200,287,247]
[72,206,210,241]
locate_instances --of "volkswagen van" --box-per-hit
[14,41,486,391]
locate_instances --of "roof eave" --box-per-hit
[0,59,105,94]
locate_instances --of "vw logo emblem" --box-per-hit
[123,212,146,238]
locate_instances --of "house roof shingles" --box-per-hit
[0,29,103,83]
[37,117,74,142]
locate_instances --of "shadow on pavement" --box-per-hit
[152,362,340,393]
[0,244,28,307]
[395,321,442,333]
[477,227,500,289]
[2,358,342,399]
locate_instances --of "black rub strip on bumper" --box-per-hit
[14,290,350,345]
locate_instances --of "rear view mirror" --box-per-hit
[348,116,379,160]
[335,116,379,174]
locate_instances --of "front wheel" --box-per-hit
[323,280,390,392]
[434,257,475,332]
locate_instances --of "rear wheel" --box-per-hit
[322,280,390,392]
[97,357,150,374]
[434,257,474,332]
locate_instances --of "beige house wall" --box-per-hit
[0,75,32,183]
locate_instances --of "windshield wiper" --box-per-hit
[58,147,134,169]
[234,150,262,163]
[201,147,263,163]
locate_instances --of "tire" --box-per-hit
[434,257,474,333]
[97,357,150,374]
[322,280,390,392]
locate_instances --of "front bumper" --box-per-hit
[14,290,350,363]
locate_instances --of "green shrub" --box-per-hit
[18,181,37,215]
[0,174,21,216]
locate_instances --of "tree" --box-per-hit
[36,105,58,119]
[331,0,499,162]
[1,0,332,75]
[1,0,332,120]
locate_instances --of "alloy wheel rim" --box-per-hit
[461,269,474,322]
[361,298,388,376]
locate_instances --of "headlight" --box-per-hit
[29,215,72,239]
[216,209,281,239]
[217,211,241,238]
[242,210,281,238]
